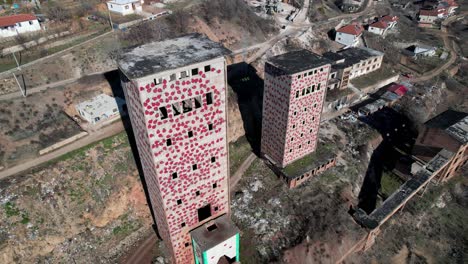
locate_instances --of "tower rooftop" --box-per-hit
[267,49,332,75]
[118,33,230,79]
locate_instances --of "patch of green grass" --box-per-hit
[229,136,252,175]
[112,215,139,236]
[283,141,336,176]
[4,202,20,217]
[20,212,30,224]
[380,171,404,198]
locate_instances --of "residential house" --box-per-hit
[107,0,144,16]
[368,15,399,36]
[335,24,364,47]
[418,8,445,25]
[0,14,41,38]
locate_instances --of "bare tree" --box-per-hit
[43,1,72,22]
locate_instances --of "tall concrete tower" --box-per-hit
[261,50,332,168]
[118,34,240,264]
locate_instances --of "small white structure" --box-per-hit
[335,24,364,47]
[0,14,41,38]
[405,45,437,57]
[107,0,144,16]
[76,94,125,124]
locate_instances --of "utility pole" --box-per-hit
[107,8,114,31]
[12,73,26,97]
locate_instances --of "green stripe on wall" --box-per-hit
[203,251,208,264]
[192,238,199,264]
[236,233,240,262]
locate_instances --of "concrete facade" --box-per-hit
[75,94,125,124]
[261,50,331,168]
[118,34,238,264]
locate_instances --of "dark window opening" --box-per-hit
[192,164,197,170]
[204,65,211,72]
[182,99,192,113]
[159,107,168,120]
[212,183,217,189]
[166,139,172,146]
[296,91,299,98]
[195,190,200,196]
[180,70,189,79]
[177,199,182,205]
[208,123,213,130]
[172,172,178,179]
[197,204,211,222]
[172,103,181,116]
[207,224,218,232]
[211,157,216,163]
[206,93,213,105]
[188,131,193,138]
[302,89,306,96]
[317,83,321,90]
[214,206,219,211]
[193,96,202,108]
[170,73,176,81]
[185,242,190,247]
[192,68,199,75]
[154,78,162,85]
[181,222,186,227]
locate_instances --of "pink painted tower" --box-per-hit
[261,50,332,168]
[118,34,240,264]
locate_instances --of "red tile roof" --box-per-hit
[337,24,364,36]
[387,84,408,96]
[0,14,37,27]
[381,15,399,22]
[370,21,389,29]
[419,8,445,17]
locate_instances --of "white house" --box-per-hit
[107,0,144,16]
[76,94,125,124]
[335,24,364,47]
[368,15,398,36]
[0,14,41,38]
[418,8,446,25]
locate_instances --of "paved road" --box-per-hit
[0,121,124,180]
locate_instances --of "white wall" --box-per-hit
[107,2,135,15]
[368,26,385,35]
[204,234,237,264]
[0,19,41,38]
[335,32,358,47]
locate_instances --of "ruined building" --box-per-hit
[412,110,468,181]
[118,34,240,264]
[261,49,332,168]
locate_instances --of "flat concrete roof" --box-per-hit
[267,49,332,75]
[118,33,230,79]
[190,214,239,252]
[446,116,468,145]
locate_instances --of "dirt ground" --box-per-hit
[0,74,114,169]
[0,133,153,263]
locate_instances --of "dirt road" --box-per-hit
[119,232,159,264]
[411,12,466,83]
[0,121,124,180]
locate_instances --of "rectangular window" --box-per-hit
[180,70,189,79]
[296,91,299,98]
[182,99,192,113]
[159,107,168,120]
[306,87,311,94]
[170,73,176,81]
[212,183,217,189]
[211,157,216,163]
[166,139,172,146]
[195,190,200,196]
[188,131,193,138]
[192,68,199,75]
[204,65,211,72]
[302,88,306,96]
[197,204,211,222]
[208,123,213,130]
[177,199,182,205]
[154,78,162,85]
[192,164,197,170]
[172,172,178,179]
[29,21,33,25]
[181,222,186,227]
[193,96,202,109]
[317,83,321,90]
[206,92,213,105]
[172,103,181,116]
[311,85,315,92]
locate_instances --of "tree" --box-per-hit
[43,1,71,22]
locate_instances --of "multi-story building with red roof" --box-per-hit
[118,33,240,264]
[335,23,364,47]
